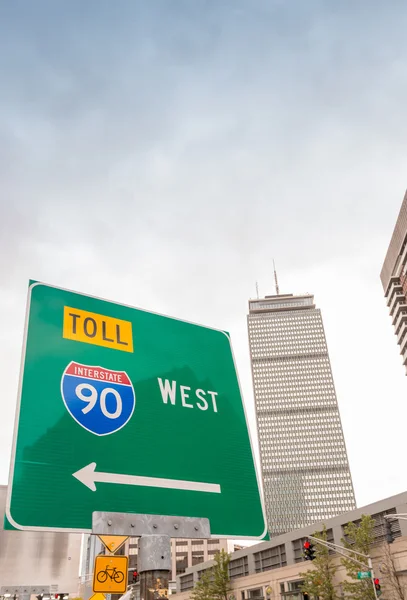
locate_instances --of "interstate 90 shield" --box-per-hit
[61,361,135,436]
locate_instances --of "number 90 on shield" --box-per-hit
[61,361,135,436]
[76,383,123,419]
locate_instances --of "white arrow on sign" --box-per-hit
[73,462,221,493]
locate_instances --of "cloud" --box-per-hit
[1,0,407,508]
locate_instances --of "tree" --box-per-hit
[212,550,232,600]
[380,540,406,600]
[190,550,231,600]
[341,514,375,600]
[300,525,339,600]
[191,571,214,600]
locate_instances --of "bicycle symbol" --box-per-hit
[96,566,125,584]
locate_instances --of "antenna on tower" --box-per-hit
[256,281,259,299]
[273,260,280,295]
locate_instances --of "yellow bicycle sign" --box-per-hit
[93,556,128,594]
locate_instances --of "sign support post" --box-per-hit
[138,535,171,600]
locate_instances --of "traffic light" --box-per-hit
[132,571,139,583]
[385,519,394,544]
[303,540,315,561]
[374,578,381,592]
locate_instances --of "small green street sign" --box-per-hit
[6,282,266,538]
[357,571,371,579]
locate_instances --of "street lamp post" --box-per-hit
[308,535,379,600]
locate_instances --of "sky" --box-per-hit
[1,0,407,515]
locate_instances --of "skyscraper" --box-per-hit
[380,190,407,374]
[247,292,355,536]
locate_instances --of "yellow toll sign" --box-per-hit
[98,535,128,553]
[93,555,128,594]
[63,306,133,353]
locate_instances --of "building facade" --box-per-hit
[0,485,82,594]
[177,491,407,600]
[247,293,355,536]
[380,190,407,374]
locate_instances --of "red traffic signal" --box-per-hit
[132,571,139,582]
[374,579,381,591]
[303,540,315,561]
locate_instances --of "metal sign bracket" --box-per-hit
[92,512,211,539]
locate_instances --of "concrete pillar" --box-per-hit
[247,551,256,575]
[284,541,295,566]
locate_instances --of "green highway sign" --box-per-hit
[357,571,371,579]
[6,282,266,538]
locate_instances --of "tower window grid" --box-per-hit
[248,293,355,535]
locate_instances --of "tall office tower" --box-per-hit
[248,292,356,536]
[381,191,407,374]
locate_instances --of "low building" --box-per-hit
[0,485,82,594]
[177,491,407,600]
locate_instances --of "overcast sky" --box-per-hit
[1,0,407,513]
